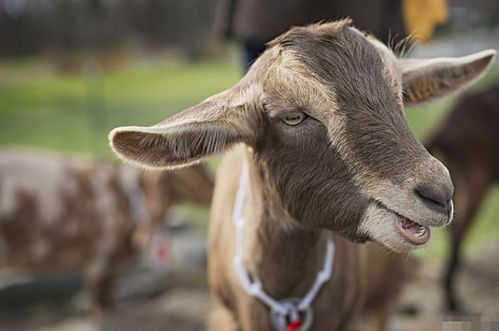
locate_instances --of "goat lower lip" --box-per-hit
[395,218,431,245]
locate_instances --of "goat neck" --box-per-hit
[243,151,331,299]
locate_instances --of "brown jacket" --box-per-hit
[214,0,406,45]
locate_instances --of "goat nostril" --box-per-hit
[415,183,453,211]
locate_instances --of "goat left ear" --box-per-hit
[109,88,257,170]
[400,49,496,105]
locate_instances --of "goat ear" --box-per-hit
[109,94,255,169]
[400,49,496,105]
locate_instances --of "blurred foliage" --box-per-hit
[1,56,499,260]
[0,0,215,59]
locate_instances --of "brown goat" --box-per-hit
[0,148,213,317]
[425,83,499,312]
[109,21,495,331]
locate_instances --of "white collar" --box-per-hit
[232,162,335,331]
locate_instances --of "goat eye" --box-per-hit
[282,112,307,126]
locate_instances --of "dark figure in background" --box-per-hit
[426,83,499,312]
[214,0,406,70]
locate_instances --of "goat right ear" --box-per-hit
[109,97,255,169]
[400,49,496,105]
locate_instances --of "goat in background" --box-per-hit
[0,148,213,317]
[426,83,499,312]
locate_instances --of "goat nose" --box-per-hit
[415,182,453,214]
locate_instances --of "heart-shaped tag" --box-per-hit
[287,320,303,331]
[270,299,313,331]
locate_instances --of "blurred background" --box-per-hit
[0,0,498,330]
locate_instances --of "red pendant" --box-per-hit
[288,320,302,331]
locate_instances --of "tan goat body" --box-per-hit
[110,20,495,331]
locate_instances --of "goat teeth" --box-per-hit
[416,227,426,237]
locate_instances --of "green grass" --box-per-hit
[0,57,241,157]
[1,56,498,260]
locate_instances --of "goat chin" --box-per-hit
[358,204,432,253]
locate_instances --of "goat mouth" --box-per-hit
[395,217,430,246]
[374,199,431,246]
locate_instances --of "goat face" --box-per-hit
[109,20,495,252]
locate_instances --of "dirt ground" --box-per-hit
[1,229,498,331]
